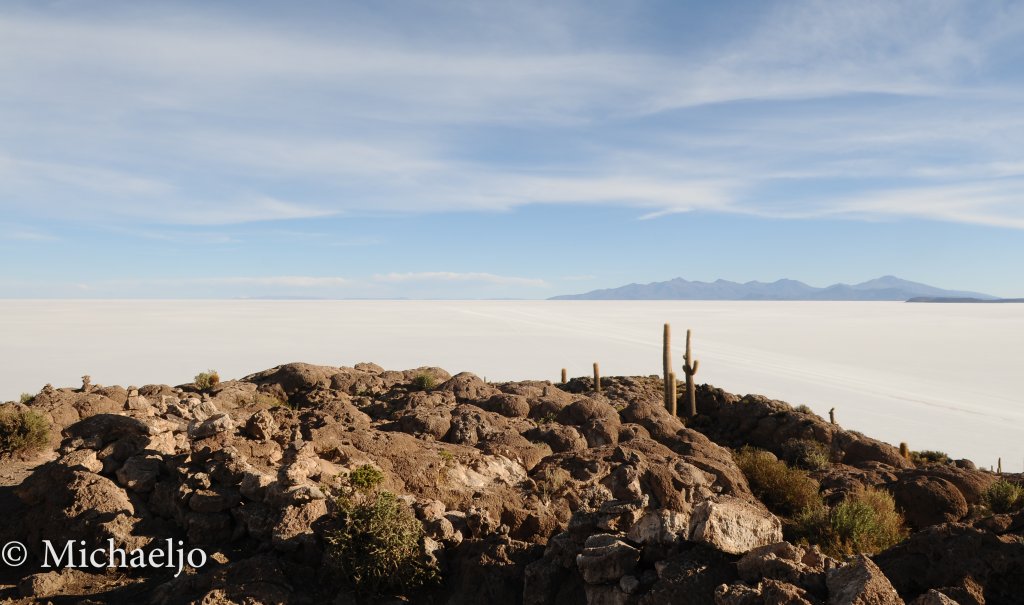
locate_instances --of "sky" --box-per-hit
[1,0,1024,299]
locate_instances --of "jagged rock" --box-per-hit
[189,487,241,512]
[245,409,276,441]
[626,508,690,545]
[716,582,764,605]
[716,579,819,605]
[826,556,903,605]
[189,412,234,439]
[239,469,275,501]
[57,449,103,473]
[737,542,836,597]
[576,534,641,584]
[116,454,162,492]
[18,569,96,598]
[690,497,784,555]
[908,591,959,605]
[272,499,328,553]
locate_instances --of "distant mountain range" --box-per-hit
[550,276,999,301]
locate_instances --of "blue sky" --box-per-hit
[2,0,1023,298]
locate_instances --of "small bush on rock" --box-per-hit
[911,450,951,465]
[781,438,831,471]
[325,467,440,596]
[735,447,823,516]
[348,464,385,492]
[19,393,34,404]
[0,406,50,455]
[792,487,906,556]
[985,479,1024,513]
[194,369,221,390]
[411,374,436,391]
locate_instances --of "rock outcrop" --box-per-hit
[0,367,1017,604]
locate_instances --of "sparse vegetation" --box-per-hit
[734,447,823,516]
[780,438,831,471]
[411,374,437,391]
[438,450,454,466]
[324,465,440,595]
[0,406,50,455]
[19,393,34,405]
[794,404,814,415]
[251,391,289,408]
[791,487,906,556]
[985,479,1024,514]
[535,467,571,503]
[348,464,386,492]
[911,450,951,466]
[194,369,221,390]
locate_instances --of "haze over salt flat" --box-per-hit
[1,300,1021,471]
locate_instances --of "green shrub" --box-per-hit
[911,450,951,465]
[794,404,814,414]
[791,487,906,556]
[985,480,1024,513]
[194,370,221,390]
[324,469,439,595]
[348,464,385,493]
[19,393,34,405]
[0,407,50,455]
[411,374,437,391]
[781,438,832,471]
[734,447,823,516]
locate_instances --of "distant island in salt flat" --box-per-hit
[551,275,1004,301]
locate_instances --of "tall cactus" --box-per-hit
[561,368,567,384]
[682,329,700,418]
[663,323,676,415]
[593,362,601,393]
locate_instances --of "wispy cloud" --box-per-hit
[0,226,58,241]
[1,1,1023,231]
[374,272,547,287]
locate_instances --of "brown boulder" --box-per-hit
[482,393,532,418]
[888,476,968,530]
[439,372,500,402]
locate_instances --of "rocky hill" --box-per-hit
[0,363,1021,604]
